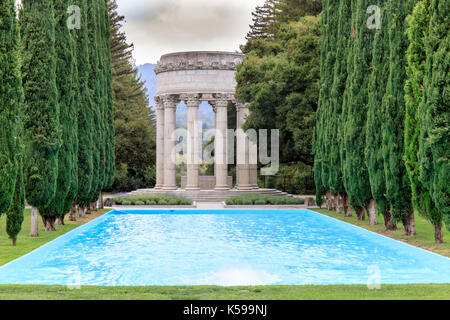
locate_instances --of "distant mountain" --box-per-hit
[137,63,215,129]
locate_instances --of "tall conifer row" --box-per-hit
[365,0,396,230]
[85,0,102,212]
[343,0,377,224]
[313,0,330,207]
[75,0,94,217]
[39,0,76,231]
[418,0,449,235]
[340,0,357,217]
[321,0,340,212]
[20,0,61,237]
[404,0,441,240]
[0,0,22,215]
[382,0,419,236]
[328,0,352,217]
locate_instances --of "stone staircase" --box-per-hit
[128,188,292,202]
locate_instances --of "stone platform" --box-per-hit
[128,188,292,203]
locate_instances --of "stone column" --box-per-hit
[163,95,178,190]
[155,97,164,189]
[184,94,201,190]
[214,94,230,190]
[236,103,252,190]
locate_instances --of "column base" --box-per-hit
[185,186,201,191]
[215,186,230,190]
[154,185,163,190]
[162,186,178,190]
[236,185,254,190]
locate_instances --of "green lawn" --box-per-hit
[0,207,449,300]
[0,284,449,300]
[313,208,450,257]
[0,208,110,266]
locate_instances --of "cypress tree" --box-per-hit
[340,0,357,217]
[365,0,396,230]
[313,0,330,208]
[39,0,76,231]
[20,0,61,237]
[103,0,115,193]
[74,0,94,217]
[321,0,340,212]
[86,0,102,211]
[343,0,377,224]
[419,0,449,234]
[404,0,441,240]
[0,0,22,215]
[382,0,419,235]
[328,0,352,217]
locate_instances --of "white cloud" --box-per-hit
[116,0,260,64]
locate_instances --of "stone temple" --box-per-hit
[131,51,288,201]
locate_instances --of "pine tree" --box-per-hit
[382,0,419,235]
[74,0,94,216]
[328,0,352,216]
[39,0,76,231]
[109,0,157,191]
[365,0,396,230]
[419,0,449,233]
[7,156,25,246]
[343,0,377,223]
[20,0,61,237]
[246,0,278,40]
[274,0,322,24]
[0,0,22,215]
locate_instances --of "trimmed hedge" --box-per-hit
[109,194,193,206]
[225,194,304,206]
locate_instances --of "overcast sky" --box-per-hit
[116,0,260,65]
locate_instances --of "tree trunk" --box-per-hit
[365,199,378,225]
[343,193,352,217]
[30,206,39,237]
[12,238,17,246]
[69,202,77,221]
[78,206,86,218]
[98,192,104,209]
[325,190,333,211]
[42,216,56,232]
[432,222,443,244]
[334,193,341,214]
[402,213,416,236]
[383,210,397,231]
[55,217,64,226]
[354,206,365,221]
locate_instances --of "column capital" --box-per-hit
[161,94,179,108]
[213,93,234,108]
[236,101,250,112]
[154,96,164,110]
[181,93,201,107]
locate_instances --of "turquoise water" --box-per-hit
[0,209,449,286]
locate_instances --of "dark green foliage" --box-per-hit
[419,0,449,230]
[75,0,94,207]
[21,0,61,208]
[365,0,390,216]
[39,0,76,221]
[382,0,418,226]
[342,0,375,207]
[225,194,304,206]
[0,0,22,214]
[113,194,192,206]
[108,0,156,192]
